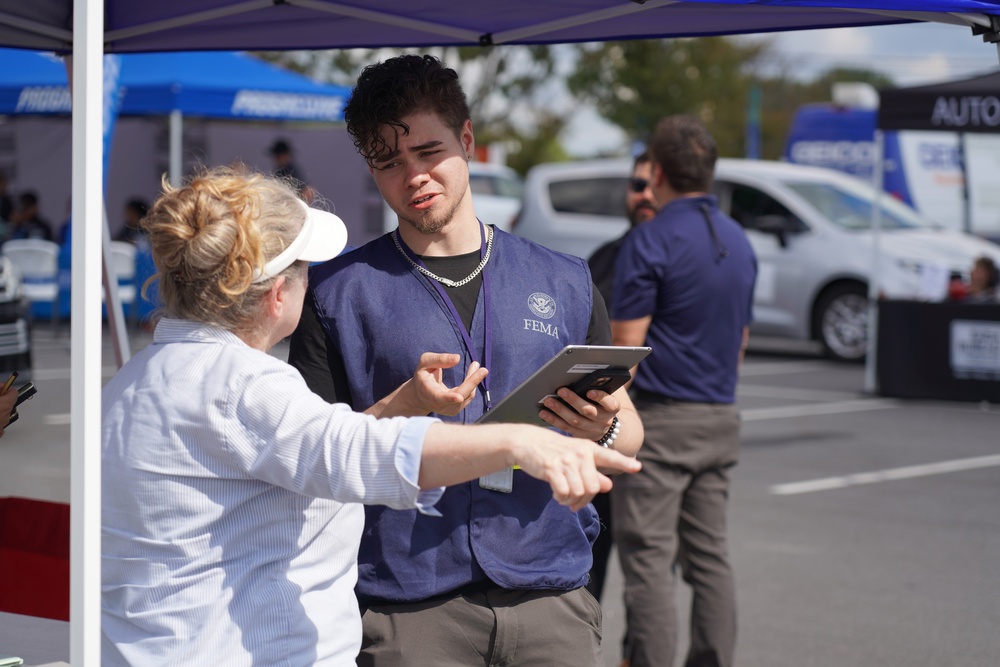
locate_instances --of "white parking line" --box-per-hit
[741,398,900,422]
[44,414,72,426]
[770,454,1000,495]
[737,385,862,402]
[739,361,832,377]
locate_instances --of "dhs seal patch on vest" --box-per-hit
[528,292,556,319]
[525,292,559,338]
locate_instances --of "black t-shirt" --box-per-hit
[587,235,627,314]
[288,247,610,406]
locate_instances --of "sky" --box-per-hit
[563,20,1000,156]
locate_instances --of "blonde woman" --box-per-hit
[101,166,639,666]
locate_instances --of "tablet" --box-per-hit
[476,345,651,427]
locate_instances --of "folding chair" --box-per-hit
[109,241,138,322]
[1,239,61,333]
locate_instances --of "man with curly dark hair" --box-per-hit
[289,54,643,666]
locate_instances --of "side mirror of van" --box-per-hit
[754,214,795,248]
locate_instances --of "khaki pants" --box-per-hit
[359,586,602,667]
[612,399,740,667]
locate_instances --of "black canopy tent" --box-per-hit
[865,70,1000,396]
[878,69,1000,233]
[878,69,1000,133]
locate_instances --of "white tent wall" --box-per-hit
[0,117,376,246]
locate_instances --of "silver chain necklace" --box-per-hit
[392,225,493,288]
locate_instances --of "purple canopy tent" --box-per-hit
[3,1,1000,53]
[0,1,997,663]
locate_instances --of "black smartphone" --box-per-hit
[567,367,632,401]
[14,382,36,408]
[7,382,36,424]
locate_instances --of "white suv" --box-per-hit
[513,158,1000,361]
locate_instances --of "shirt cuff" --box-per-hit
[394,415,444,517]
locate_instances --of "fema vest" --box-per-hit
[310,228,597,603]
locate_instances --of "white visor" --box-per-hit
[252,200,348,283]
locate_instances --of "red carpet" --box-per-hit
[0,497,70,621]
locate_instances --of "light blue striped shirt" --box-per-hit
[102,318,441,666]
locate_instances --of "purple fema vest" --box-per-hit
[310,228,597,603]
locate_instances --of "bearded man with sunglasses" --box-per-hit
[587,152,659,319]
[584,150,658,604]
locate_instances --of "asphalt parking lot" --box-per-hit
[602,341,1000,667]
[1,327,998,667]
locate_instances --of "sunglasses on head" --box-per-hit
[628,177,650,193]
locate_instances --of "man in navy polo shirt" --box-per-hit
[288,54,643,666]
[610,115,757,667]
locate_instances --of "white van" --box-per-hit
[513,158,1000,360]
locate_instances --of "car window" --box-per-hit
[725,183,808,232]
[785,181,930,230]
[549,177,628,217]
[470,173,523,200]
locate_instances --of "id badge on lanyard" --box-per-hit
[479,467,513,493]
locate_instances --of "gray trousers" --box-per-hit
[612,398,740,667]
[358,586,602,667]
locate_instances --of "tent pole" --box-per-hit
[864,130,885,395]
[69,0,104,664]
[958,131,971,234]
[104,0,271,43]
[170,109,183,187]
[290,0,482,41]
[103,205,131,368]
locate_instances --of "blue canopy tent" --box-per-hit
[0,47,349,185]
[0,47,350,319]
[0,1,998,664]
[0,48,348,121]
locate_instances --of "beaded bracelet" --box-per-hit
[596,415,621,448]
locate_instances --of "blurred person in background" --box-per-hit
[611,115,757,667]
[116,197,150,246]
[585,150,658,603]
[0,171,13,222]
[8,191,54,241]
[270,138,316,203]
[965,256,998,303]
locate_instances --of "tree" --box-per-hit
[756,66,895,159]
[567,38,771,157]
[255,46,571,173]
